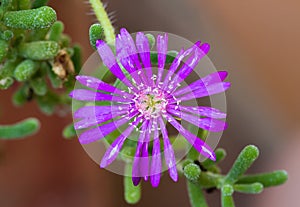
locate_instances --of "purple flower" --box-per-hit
[70,28,230,187]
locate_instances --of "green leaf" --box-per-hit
[224,145,259,184]
[184,163,201,182]
[71,44,82,73]
[145,33,155,49]
[3,6,57,30]
[18,0,31,10]
[12,85,31,106]
[233,182,263,194]
[0,59,18,78]
[0,40,9,63]
[0,30,14,41]
[0,118,40,139]
[221,194,235,207]
[14,59,39,81]
[89,23,104,49]
[62,123,76,139]
[29,76,47,95]
[236,170,288,188]
[124,163,141,204]
[18,41,59,60]
[48,21,64,41]
[187,181,208,207]
[31,0,49,8]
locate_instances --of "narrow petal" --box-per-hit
[116,34,143,85]
[74,110,126,130]
[158,117,178,182]
[165,114,216,161]
[96,40,136,90]
[167,43,210,91]
[162,42,199,89]
[156,33,168,85]
[70,89,132,103]
[150,120,162,187]
[168,105,226,119]
[176,82,231,101]
[74,105,130,119]
[76,75,132,97]
[132,120,149,182]
[142,120,152,181]
[173,71,228,97]
[78,110,138,144]
[136,32,152,85]
[100,117,142,168]
[167,108,227,132]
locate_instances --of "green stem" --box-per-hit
[187,181,208,207]
[89,0,115,43]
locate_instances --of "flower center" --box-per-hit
[134,87,168,119]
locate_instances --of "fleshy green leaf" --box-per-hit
[0,40,9,63]
[187,181,208,207]
[3,6,57,30]
[48,21,64,41]
[233,182,263,194]
[124,163,141,204]
[0,77,14,89]
[29,76,47,95]
[14,59,39,81]
[0,30,14,41]
[18,41,59,60]
[89,23,104,49]
[32,0,49,8]
[184,163,201,182]
[0,118,40,139]
[224,145,259,184]
[237,170,288,188]
[62,123,76,139]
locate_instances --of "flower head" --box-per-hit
[70,28,230,187]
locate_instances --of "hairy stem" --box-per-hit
[89,0,115,43]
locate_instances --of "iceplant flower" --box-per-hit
[70,28,230,187]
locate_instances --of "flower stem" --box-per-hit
[89,0,115,43]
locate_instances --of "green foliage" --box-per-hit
[124,163,141,204]
[62,123,76,139]
[18,41,59,60]
[184,163,201,182]
[89,23,104,49]
[0,39,9,62]
[182,145,288,207]
[14,59,39,81]
[48,21,64,42]
[3,6,56,30]
[32,0,49,9]
[187,181,208,207]
[0,118,40,139]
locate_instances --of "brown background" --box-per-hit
[0,0,299,206]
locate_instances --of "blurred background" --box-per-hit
[0,0,299,206]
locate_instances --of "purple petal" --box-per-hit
[167,43,210,91]
[96,40,136,90]
[116,34,143,86]
[132,121,149,180]
[100,117,142,168]
[162,43,199,89]
[165,114,216,161]
[167,108,227,132]
[176,82,231,101]
[156,33,168,85]
[70,89,132,103]
[174,71,228,96]
[158,117,178,182]
[74,105,130,119]
[76,75,132,97]
[132,177,141,186]
[136,32,152,85]
[168,105,226,119]
[78,110,138,144]
[150,120,162,187]
[74,110,126,130]
[142,121,152,181]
